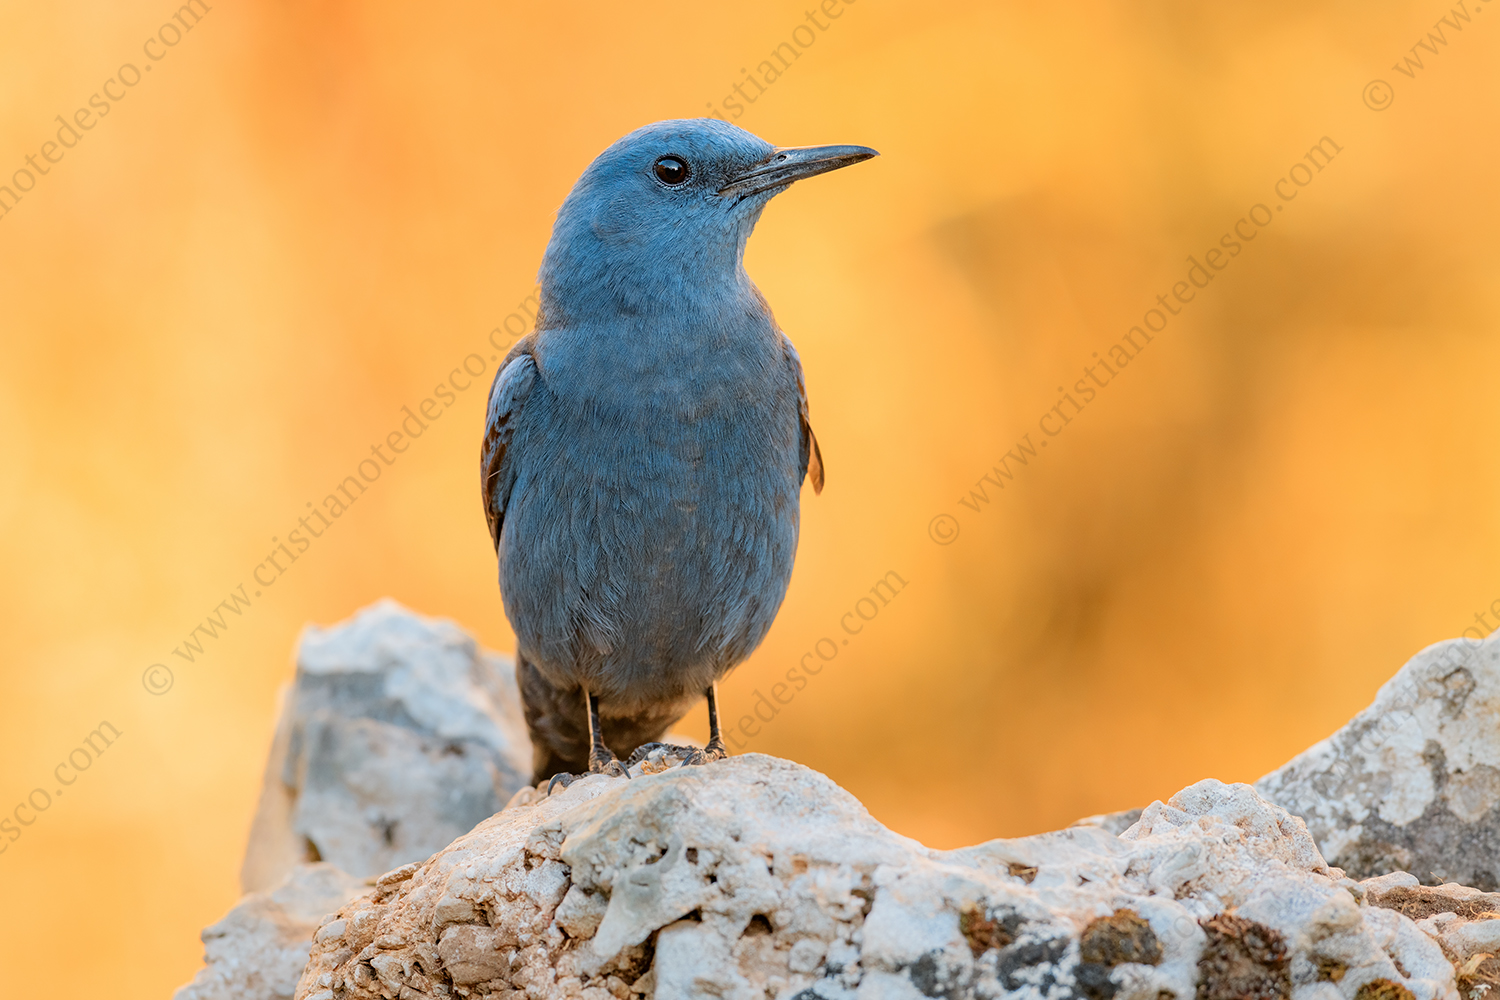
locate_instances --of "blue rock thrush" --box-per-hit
[481,119,877,786]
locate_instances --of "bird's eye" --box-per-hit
[654,156,690,185]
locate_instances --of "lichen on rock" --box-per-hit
[1256,633,1500,891]
[292,761,1469,1000]
[167,603,1500,1000]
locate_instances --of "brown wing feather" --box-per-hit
[481,338,539,549]
[782,335,824,495]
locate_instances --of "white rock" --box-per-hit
[292,758,1468,1000]
[1257,631,1500,889]
[241,599,531,891]
[1359,875,1500,995]
[174,605,1500,1000]
[1442,916,1500,958]
[172,863,366,1000]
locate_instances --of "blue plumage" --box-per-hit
[481,119,874,782]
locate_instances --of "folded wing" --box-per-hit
[782,335,824,494]
[480,343,539,549]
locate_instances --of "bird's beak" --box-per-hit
[717,144,879,200]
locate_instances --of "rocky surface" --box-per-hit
[293,756,1495,1000]
[1071,810,1143,838]
[242,600,532,892]
[173,863,369,1000]
[1257,633,1500,890]
[173,603,1500,1000]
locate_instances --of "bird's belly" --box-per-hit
[498,394,802,709]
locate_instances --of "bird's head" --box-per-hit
[538,119,877,322]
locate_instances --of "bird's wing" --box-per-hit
[782,336,824,494]
[481,340,539,550]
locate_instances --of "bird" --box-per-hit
[481,118,876,787]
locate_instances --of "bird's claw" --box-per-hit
[625,740,730,772]
[588,749,630,780]
[681,739,729,767]
[544,752,629,796]
[625,741,707,772]
[625,741,691,768]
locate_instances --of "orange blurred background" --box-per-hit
[2,0,1498,994]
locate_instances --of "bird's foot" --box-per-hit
[625,741,697,773]
[680,737,729,767]
[625,739,729,772]
[588,746,630,779]
[542,751,630,796]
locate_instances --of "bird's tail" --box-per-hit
[516,652,690,785]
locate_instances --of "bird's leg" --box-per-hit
[624,683,731,770]
[545,688,629,794]
[586,689,629,778]
[698,682,729,762]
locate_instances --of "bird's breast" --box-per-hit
[499,315,804,696]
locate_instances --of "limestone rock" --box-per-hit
[241,599,532,892]
[173,863,368,1000]
[1356,872,1500,997]
[1257,633,1500,890]
[1072,809,1143,837]
[293,756,1473,1000]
